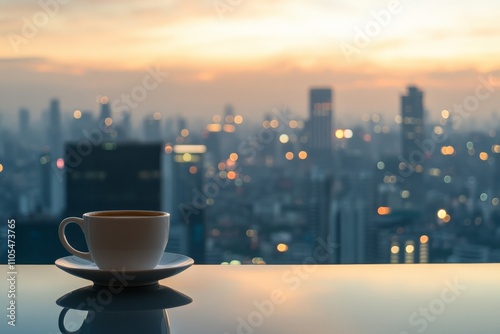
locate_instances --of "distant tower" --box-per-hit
[400,86,425,208]
[98,100,113,140]
[47,98,62,158]
[47,98,64,216]
[18,108,30,145]
[308,88,333,170]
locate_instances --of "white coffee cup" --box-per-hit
[58,210,170,271]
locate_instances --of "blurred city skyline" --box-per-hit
[1,1,500,125]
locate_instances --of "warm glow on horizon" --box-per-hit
[1,1,499,122]
[1,1,500,72]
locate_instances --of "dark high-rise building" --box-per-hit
[308,88,333,170]
[308,168,335,263]
[400,86,425,208]
[162,144,207,263]
[65,143,162,216]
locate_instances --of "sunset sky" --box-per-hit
[1,0,499,127]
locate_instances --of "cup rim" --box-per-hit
[84,210,170,218]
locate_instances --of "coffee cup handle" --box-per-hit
[58,217,92,261]
[58,307,82,334]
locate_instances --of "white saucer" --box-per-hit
[55,252,194,287]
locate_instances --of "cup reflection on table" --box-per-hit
[56,284,192,334]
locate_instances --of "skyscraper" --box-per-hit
[308,88,333,170]
[162,144,207,263]
[400,86,425,208]
[47,98,62,158]
[18,108,31,145]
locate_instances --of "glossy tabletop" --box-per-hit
[1,264,500,333]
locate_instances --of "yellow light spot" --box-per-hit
[441,110,450,119]
[100,96,109,104]
[73,110,82,119]
[207,124,222,132]
[344,129,353,139]
[377,206,391,215]
[441,146,455,155]
[335,129,344,139]
[479,152,489,161]
[298,151,308,160]
[270,120,279,128]
[246,229,255,237]
[277,243,288,252]
[223,124,235,133]
[415,165,423,173]
[164,145,173,154]
[443,214,451,223]
[492,145,500,153]
[181,129,189,137]
[104,117,113,126]
[153,112,161,120]
[279,134,289,143]
[229,153,238,161]
[183,153,192,162]
[434,126,443,135]
[262,120,270,128]
[437,209,447,219]
[0,164,3,172]
[289,120,298,128]
[405,245,415,253]
[391,246,400,254]
[420,235,429,244]
[285,152,294,160]
[227,171,237,179]
[234,115,243,124]
[226,159,235,167]
[189,166,197,174]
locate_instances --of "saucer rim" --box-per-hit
[55,252,194,286]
